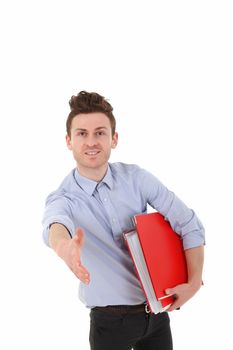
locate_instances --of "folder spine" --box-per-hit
[123,233,154,313]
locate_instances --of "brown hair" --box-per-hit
[66,91,116,137]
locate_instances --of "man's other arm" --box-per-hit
[166,245,204,311]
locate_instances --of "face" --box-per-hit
[66,112,118,179]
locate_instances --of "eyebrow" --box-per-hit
[74,127,108,132]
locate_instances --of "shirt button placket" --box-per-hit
[98,186,121,241]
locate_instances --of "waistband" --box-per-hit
[92,303,151,314]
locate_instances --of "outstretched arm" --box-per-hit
[49,223,90,284]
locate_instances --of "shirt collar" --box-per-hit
[100,164,113,190]
[74,164,113,196]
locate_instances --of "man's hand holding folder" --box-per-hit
[166,245,204,311]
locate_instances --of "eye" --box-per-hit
[96,131,105,136]
[77,131,87,137]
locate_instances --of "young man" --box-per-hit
[42,91,205,350]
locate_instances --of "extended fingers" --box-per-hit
[71,261,90,284]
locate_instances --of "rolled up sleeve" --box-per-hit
[139,168,205,250]
[42,191,75,246]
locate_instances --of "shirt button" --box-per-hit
[104,198,107,202]
[112,218,116,223]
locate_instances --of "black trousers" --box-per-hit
[89,307,173,350]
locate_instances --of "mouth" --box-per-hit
[84,151,101,156]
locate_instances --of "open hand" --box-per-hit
[57,227,90,284]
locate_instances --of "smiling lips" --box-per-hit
[85,150,101,156]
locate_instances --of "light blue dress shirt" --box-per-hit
[42,163,205,308]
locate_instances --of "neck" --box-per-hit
[76,164,108,182]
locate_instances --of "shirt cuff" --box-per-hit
[182,229,206,250]
[42,215,75,246]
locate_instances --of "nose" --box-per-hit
[85,135,98,147]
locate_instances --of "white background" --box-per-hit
[0,0,232,349]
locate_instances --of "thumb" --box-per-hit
[74,227,85,247]
[165,288,175,296]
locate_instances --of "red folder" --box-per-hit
[124,212,188,314]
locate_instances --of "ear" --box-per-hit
[111,132,118,149]
[66,134,73,150]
